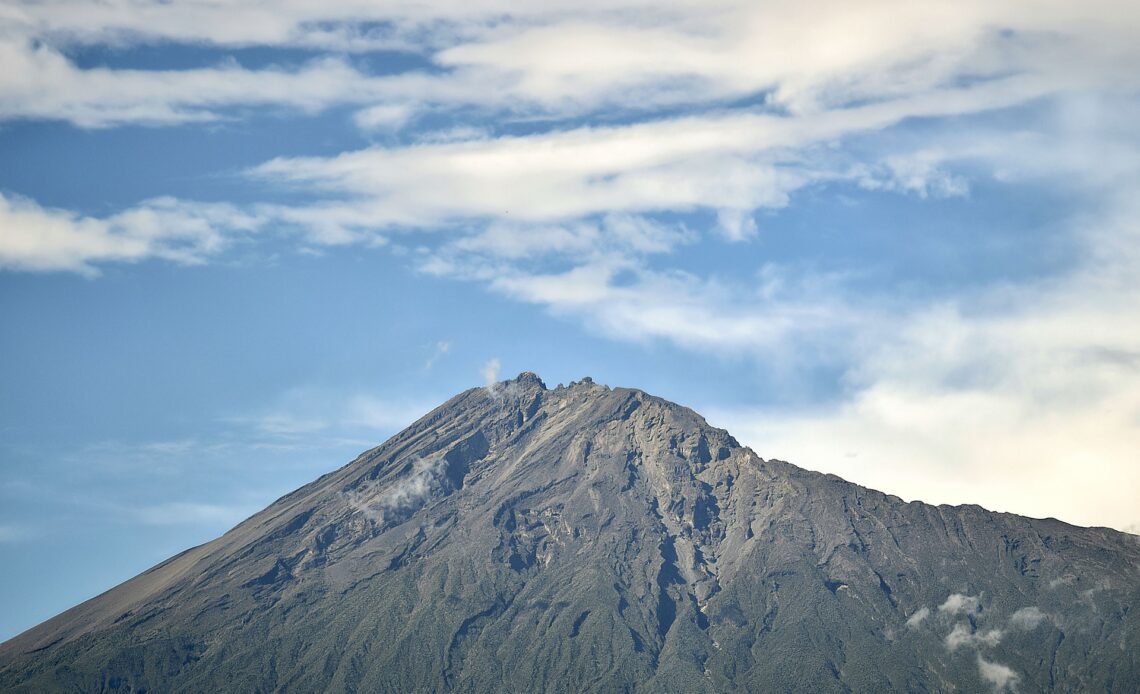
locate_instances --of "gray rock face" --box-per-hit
[2,372,1138,692]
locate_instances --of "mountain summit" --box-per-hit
[2,373,1138,692]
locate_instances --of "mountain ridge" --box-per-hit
[2,372,1138,692]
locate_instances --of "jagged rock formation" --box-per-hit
[2,373,1138,692]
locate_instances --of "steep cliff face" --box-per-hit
[2,372,1138,692]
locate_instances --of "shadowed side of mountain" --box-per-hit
[2,373,1138,692]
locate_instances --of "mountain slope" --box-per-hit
[2,372,1138,692]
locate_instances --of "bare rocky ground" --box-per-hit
[2,372,1138,692]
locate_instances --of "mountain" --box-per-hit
[2,372,1138,692]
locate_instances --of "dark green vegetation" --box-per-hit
[2,373,1138,692]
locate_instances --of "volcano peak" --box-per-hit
[3,376,1138,692]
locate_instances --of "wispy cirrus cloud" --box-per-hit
[132,501,256,527]
[2,0,1136,127]
[0,41,391,127]
[4,0,1134,275]
[250,76,1058,233]
[226,387,436,447]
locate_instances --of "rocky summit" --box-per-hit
[2,373,1138,692]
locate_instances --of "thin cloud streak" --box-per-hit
[132,502,257,527]
[0,192,260,275]
[250,75,1062,230]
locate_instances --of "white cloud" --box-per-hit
[6,0,1134,277]
[481,260,855,358]
[1,1,653,50]
[342,453,449,524]
[939,593,981,617]
[0,40,429,128]
[977,655,1020,691]
[417,215,694,288]
[449,221,602,261]
[714,209,758,242]
[704,168,1140,532]
[353,103,414,132]
[905,607,930,628]
[856,149,970,199]
[6,0,1136,126]
[0,192,260,275]
[250,75,1056,229]
[438,2,1140,114]
[945,623,1003,652]
[1008,606,1047,630]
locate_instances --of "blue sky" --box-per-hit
[2,0,1139,641]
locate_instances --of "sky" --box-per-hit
[1,0,1139,641]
